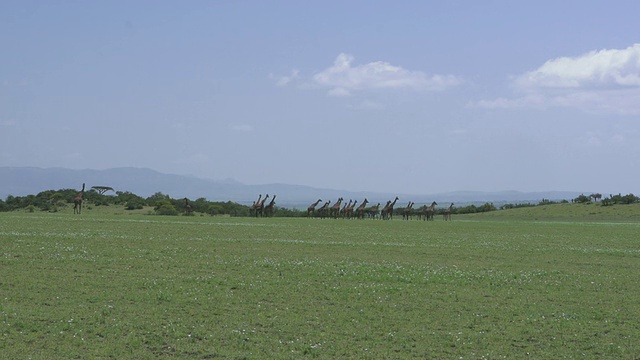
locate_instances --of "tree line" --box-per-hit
[0,188,244,216]
[0,188,637,216]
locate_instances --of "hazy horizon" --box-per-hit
[2,2,639,196]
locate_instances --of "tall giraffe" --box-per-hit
[379,200,391,219]
[355,198,369,219]
[263,195,276,217]
[250,194,262,216]
[365,202,381,219]
[426,201,438,221]
[184,198,192,216]
[340,199,352,218]
[307,199,322,218]
[417,201,438,221]
[330,197,344,219]
[345,200,357,219]
[73,183,85,214]
[316,200,331,219]
[255,194,269,217]
[381,197,399,220]
[402,201,414,220]
[443,203,454,221]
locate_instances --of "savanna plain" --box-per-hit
[1,204,640,359]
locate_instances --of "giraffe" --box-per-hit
[345,200,357,219]
[426,201,438,221]
[402,201,414,220]
[330,197,344,219]
[340,199,352,218]
[255,194,269,217]
[250,194,262,217]
[354,198,369,219]
[417,201,438,221]
[443,203,454,221]
[263,195,276,217]
[184,198,192,216]
[73,183,85,214]
[365,202,381,219]
[307,199,322,218]
[381,197,399,220]
[316,200,331,219]
[379,200,391,220]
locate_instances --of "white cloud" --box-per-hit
[270,69,299,87]
[516,44,640,89]
[474,88,640,115]
[475,44,640,115]
[313,53,461,96]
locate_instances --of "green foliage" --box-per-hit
[455,202,496,214]
[146,192,170,207]
[538,198,560,205]
[2,190,251,217]
[114,191,145,206]
[154,200,178,216]
[206,204,223,215]
[573,194,591,203]
[270,206,305,217]
[3,187,637,220]
[124,199,145,210]
[500,202,535,210]
[91,186,115,195]
[85,189,110,206]
[602,193,639,206]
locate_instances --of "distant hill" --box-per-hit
[0,167,585,208]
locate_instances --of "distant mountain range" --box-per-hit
[0,167,585,209]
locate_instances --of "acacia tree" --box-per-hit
[573,194,591,203]
[91,186,115,195]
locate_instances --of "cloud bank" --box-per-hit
[516,44,640,89]
[476,44,640,114]
[313,53,461,96]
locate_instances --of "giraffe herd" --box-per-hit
[304,197,454,221]
[70,182,455,220]
[246,193,455,220]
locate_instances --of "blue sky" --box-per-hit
[2,1,640,195]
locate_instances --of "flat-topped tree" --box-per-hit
[91,186,115,195]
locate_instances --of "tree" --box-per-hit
[154,199,178,216]
[573,194,591,204]
[147,192,170,207]
[114,191,146,206]
[91,186,115,195]
[590,193,602,202]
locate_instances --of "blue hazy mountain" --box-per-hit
[0,167,584,208]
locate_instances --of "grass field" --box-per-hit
[1,204,640,358]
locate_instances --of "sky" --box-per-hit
[1,1,640,196]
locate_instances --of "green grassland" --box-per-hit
[1,204,640,358]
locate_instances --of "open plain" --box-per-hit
[1,204,639,358]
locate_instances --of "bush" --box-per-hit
[156,204,178,216]
[573,194,591,204]
[125,200,145,210]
